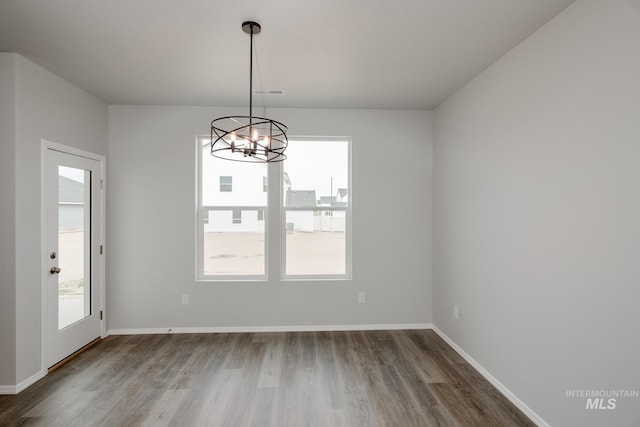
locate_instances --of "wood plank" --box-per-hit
[0,330,536,426]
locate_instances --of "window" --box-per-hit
[198,137,267,278]
[197,136,351,280]
[283,138,351,278]
[232,208,242,224]
[219,176,232,192]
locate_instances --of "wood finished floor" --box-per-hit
[0,330,535,426]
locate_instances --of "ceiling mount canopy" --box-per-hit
[210,21,288,163]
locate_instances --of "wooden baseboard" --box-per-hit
[48,337,103,373]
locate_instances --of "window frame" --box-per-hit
[196,136,268,281]
[280,136,352,281]
[196,135,352,282]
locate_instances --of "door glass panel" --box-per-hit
[58,166,91,330]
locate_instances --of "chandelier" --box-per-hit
[211,21,288,163]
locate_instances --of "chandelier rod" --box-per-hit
[248,23,256,129]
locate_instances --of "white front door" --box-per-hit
[45,147,103,367]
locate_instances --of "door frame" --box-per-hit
[40,139,106,371]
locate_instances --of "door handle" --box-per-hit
[50,267,61,274]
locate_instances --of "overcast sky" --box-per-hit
[284,139,349,197]
[59,166,85,183]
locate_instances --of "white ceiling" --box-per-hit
[0,0,575,109]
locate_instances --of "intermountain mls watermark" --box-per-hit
[565,389,640,410]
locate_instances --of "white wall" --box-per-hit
[9,55,108,385]
[0,53,17,387]
[433,1,640,425]
[108,106,432,330]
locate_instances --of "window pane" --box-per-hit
[58,166,91,328]
[202,143,267,207]
[285,210,346,275]
[220,176,232,192]
[203,209,265,275]
[283,138,350,277]
[200,139,267,277]
[283,140,349,208]
[232,208,242,224]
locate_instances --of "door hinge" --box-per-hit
[100,310,103,320]
[100,245,103,255]
[100,179,103,189]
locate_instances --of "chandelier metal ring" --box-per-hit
[211,115,288,162]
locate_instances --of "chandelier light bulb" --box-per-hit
[229,132,236,151]
[263,136,270,155]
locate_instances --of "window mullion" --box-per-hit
[266,160,281,280]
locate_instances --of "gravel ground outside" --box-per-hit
[204,231,345,276]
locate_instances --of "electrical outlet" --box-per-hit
[181,294,189,306]
[453,305,459,320]
[358,292,366,304]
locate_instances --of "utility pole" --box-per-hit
[330,177,334,207]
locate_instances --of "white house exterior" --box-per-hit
[201,143,346,233]
[202,147,267,233]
